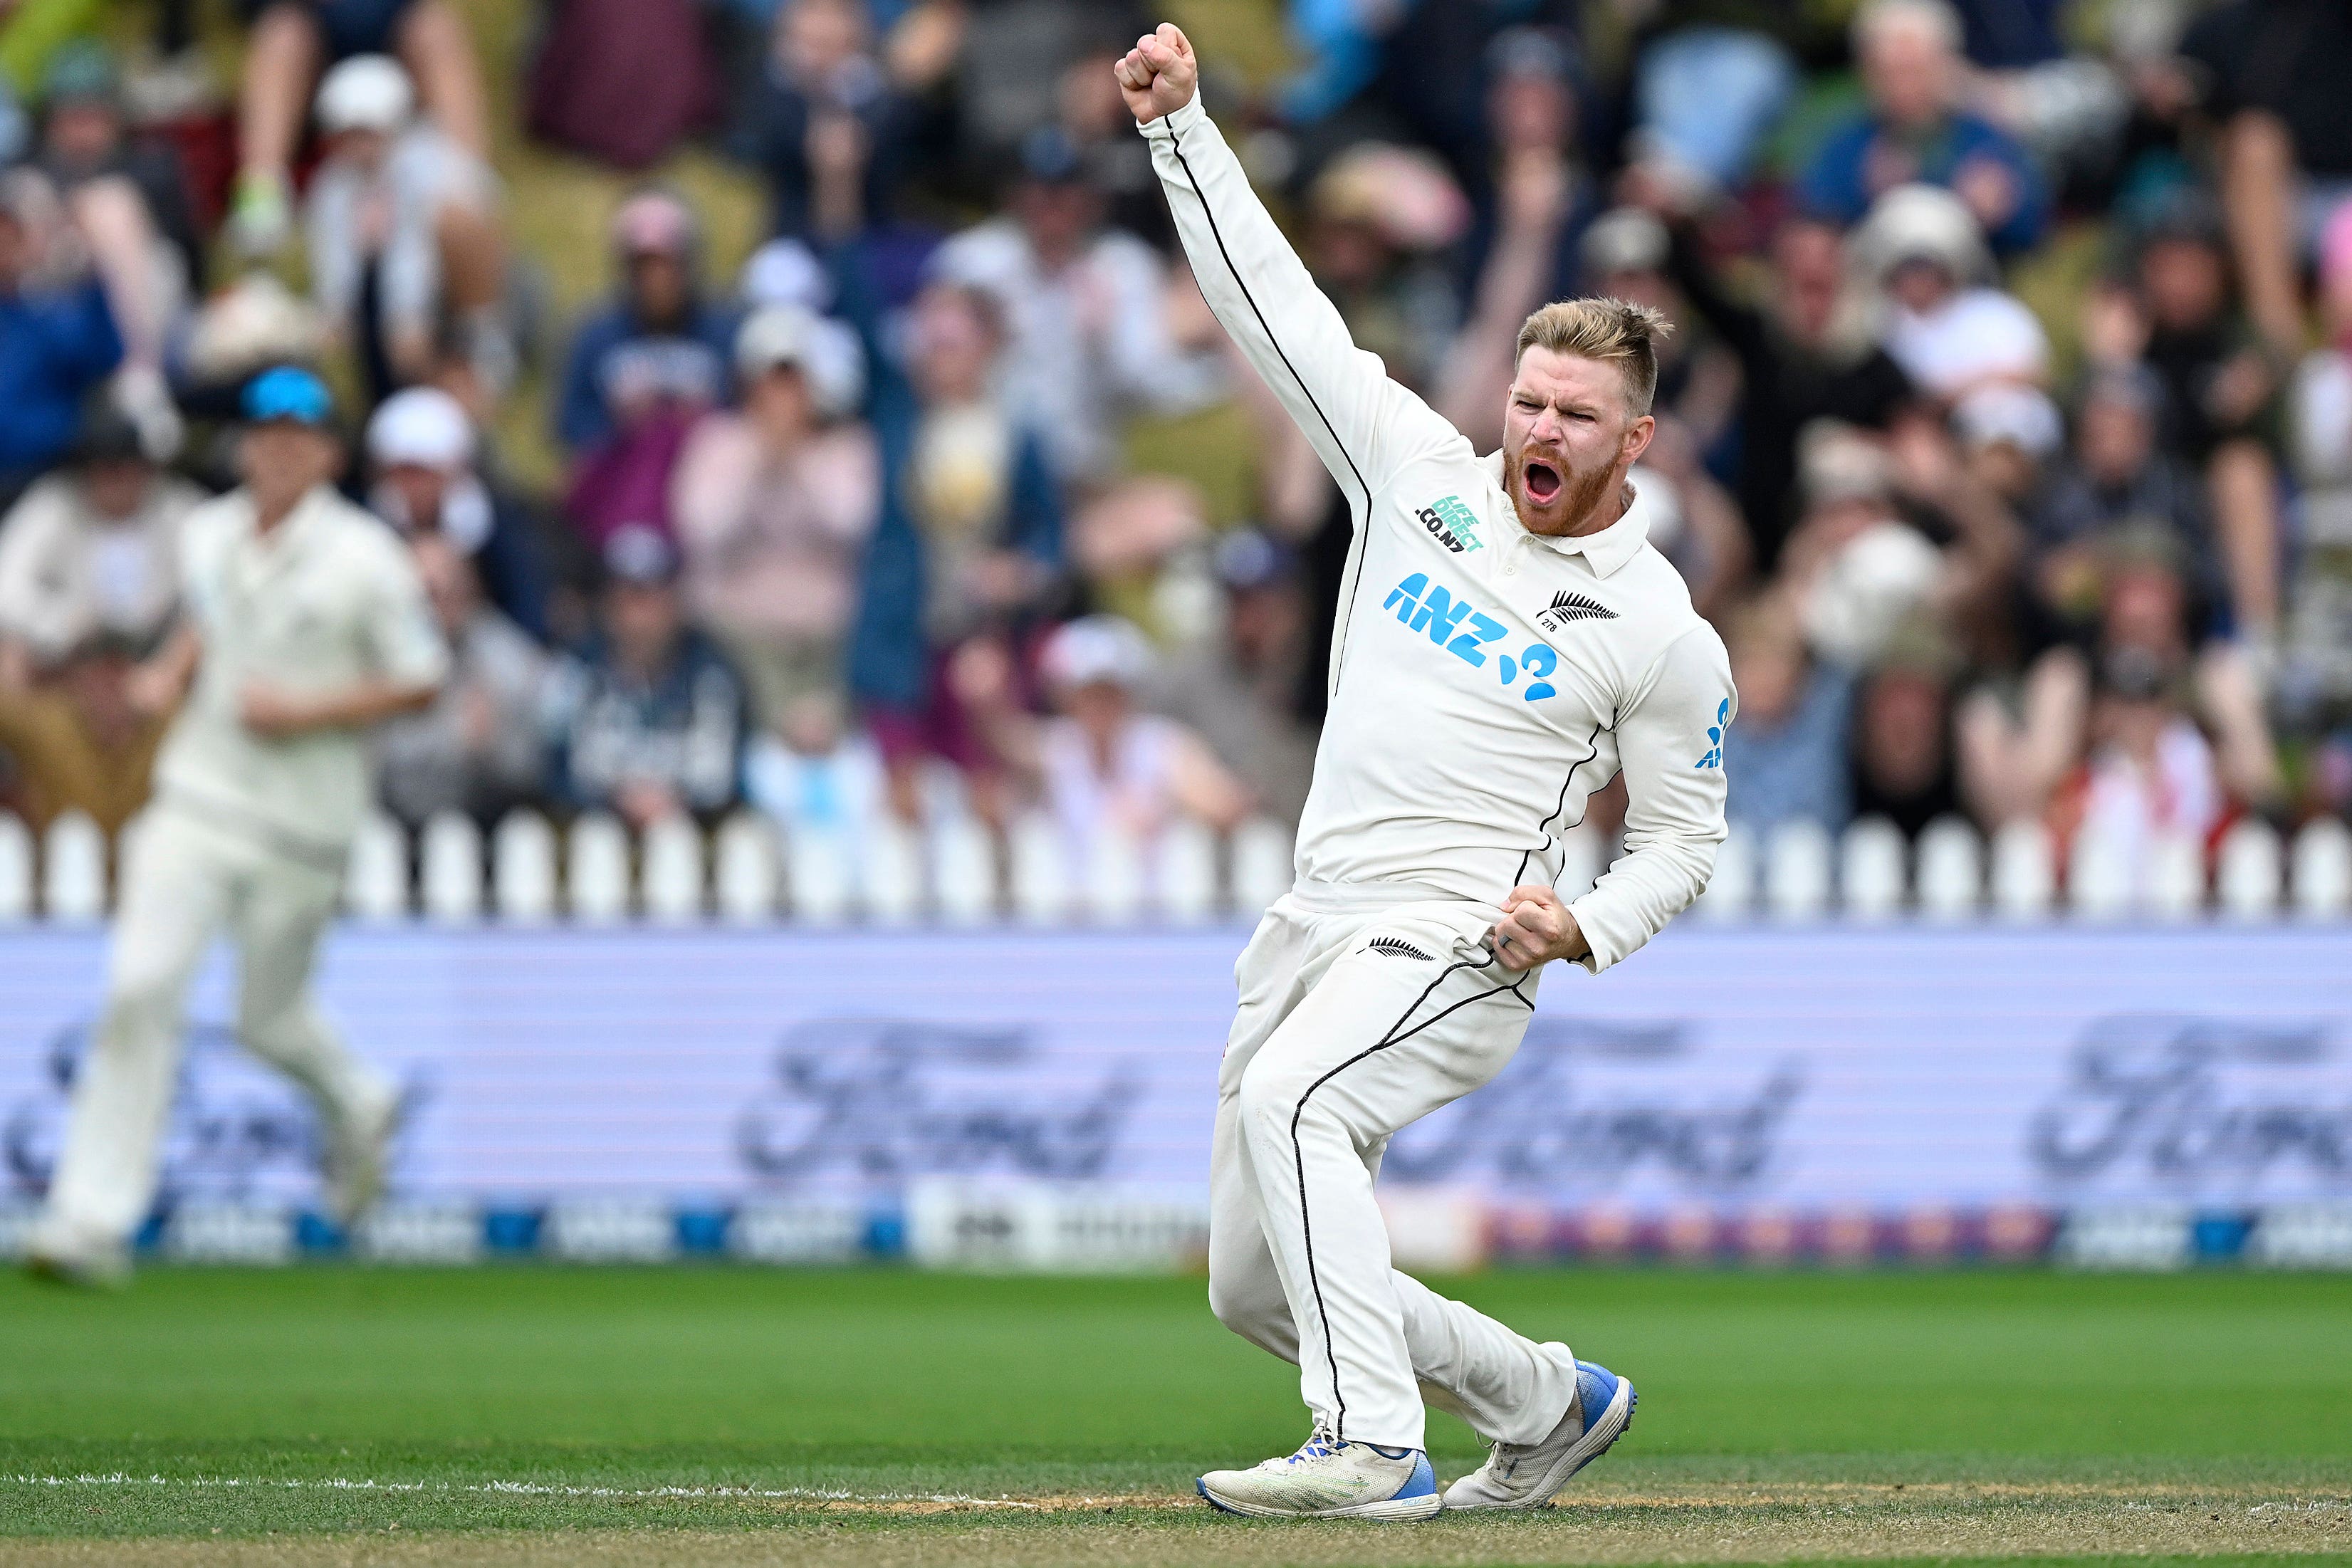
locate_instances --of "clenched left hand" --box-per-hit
[1487,883,1587,972]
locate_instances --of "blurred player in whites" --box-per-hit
[27,367,448,1285]
[1117,26,1735,1519]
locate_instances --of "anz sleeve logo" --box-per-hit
[1695,698,1730,769]
[1381,573,1559,701]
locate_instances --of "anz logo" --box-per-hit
[1381,573,1559,701]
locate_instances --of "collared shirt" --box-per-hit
[1144,97,1736,973]
[155,484,448,857]
[0,471,203,662]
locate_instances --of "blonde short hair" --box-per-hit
[1515,297,1675,417]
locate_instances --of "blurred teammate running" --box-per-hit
[28,367,446,1285]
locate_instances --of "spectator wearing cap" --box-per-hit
[960,613,1250,887]
[0,405,204,691]
[229,0,491,259]
[34,43,200,281]
[670,304,881,728]
[730,0,918,241]
[33,41,203,390]
[0,168,123,507]
[1798,0,2048,254]
[373,532,547,827]
[365,385,555,642]
[305,53,508,402]
[555,187,741,459]
[1658,209,1915,572]
[930,124,1221,483]
[1777,424,1946,671]
[1577,207,1733,449]
[542,525,753,828]
[1144,530,1318,829]
[847,281,1065,825]
[1856,184,2047,403]
[1950,382,2061,513]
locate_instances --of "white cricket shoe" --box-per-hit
[1197,1426,1441,1520]
[1443,1357,1636,1510]
[325,1084,402,1228]
[23,1214,130,1288]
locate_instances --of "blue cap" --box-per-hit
[243,365,335,427]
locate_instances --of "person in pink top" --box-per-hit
[669,304,879,727]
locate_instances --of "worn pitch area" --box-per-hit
[1,1266,2346,1564]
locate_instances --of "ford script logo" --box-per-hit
[736,1018,1139,1186]
[1384,1018,1802,1192]
[2029,1015,2348,1186]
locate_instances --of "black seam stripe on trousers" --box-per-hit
[1511,720,1607,889]
[1169,132,1376,689]
[1287,956,1535,1441]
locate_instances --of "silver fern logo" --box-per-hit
[1537,590,1618,635]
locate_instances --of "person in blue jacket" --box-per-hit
[1797,0,2047,256]
[0,173,125,506]
[553,187,741,457]
[840,251,1065,827]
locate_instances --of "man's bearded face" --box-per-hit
[1501,347,1648,535]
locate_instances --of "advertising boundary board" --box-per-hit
[1,924,2347,1269]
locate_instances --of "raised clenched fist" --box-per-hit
[1114,23,1198,125]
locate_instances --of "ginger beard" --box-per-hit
[1504,437,1619,535]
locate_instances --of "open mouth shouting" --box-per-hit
[1520,456,1564,508]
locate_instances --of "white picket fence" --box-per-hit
[1,807,2348,926]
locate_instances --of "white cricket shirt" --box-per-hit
[154,484,449,861]
[1144,97,1737,973]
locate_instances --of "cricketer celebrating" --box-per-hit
[28,367,447,1285]
[1117,25,1737,1520]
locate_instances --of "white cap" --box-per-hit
[366,386,474,471]
[316,55,414,135]
[1953,382,2063,459]
[1041,615,1156,693]
[1856,182,1991,286]
[1582,207,1670,277]
[736,304,865,418]
[736,304,820,378]
[741,237,833,313]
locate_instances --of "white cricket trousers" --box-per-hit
[36,801,392,1253]
[1208,881,1579,1453]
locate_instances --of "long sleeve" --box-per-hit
[1569,622,1737,974]
[1141,97,1461,515]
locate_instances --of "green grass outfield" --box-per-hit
[0,1266,2347,1566]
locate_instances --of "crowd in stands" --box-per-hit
[2,0,2351,897]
